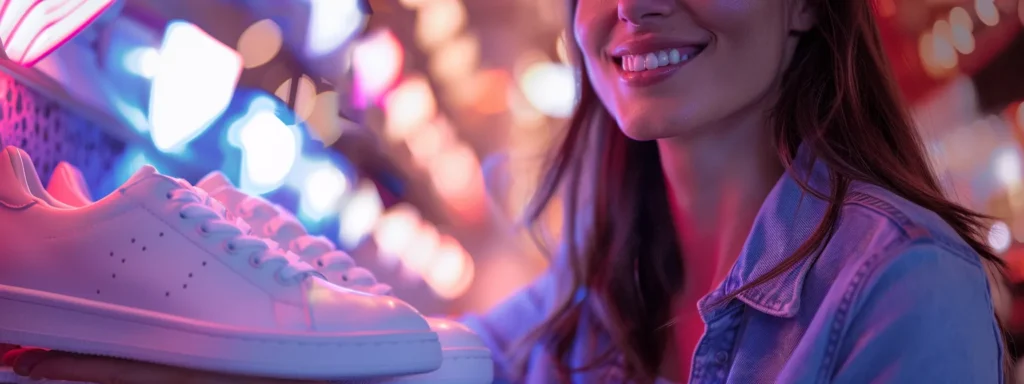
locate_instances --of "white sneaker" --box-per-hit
[0,146,442,380]
[49,164,494,384]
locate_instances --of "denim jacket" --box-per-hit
[460,147,1003,383]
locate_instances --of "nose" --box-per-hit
[618,0,674,25]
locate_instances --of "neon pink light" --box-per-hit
[352,29,404,106]
[0,0,115,66]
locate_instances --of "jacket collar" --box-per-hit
[698,145,832,319]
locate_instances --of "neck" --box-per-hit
[657,113,783,300]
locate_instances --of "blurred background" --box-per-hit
[0,0,1022,357]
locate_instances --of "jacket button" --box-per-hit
[715,351,729,364]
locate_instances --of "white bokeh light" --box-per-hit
[149,21,242,152]
[302,166,350,220]
[994,147,1022,187]
[988,221,1012,254]
[338,182,384,249]
[518,61,577,118]
[306,0,366,57]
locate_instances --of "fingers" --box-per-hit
[4,348,322,384]
[7,348,192,384]
[0,344,19,361]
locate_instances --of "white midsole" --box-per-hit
[0,284,442,380]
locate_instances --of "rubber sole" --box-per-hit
[0,285,442,380]
[378,347,494,384]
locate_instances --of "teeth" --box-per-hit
[644,53,658,70]
[620,48,695,72]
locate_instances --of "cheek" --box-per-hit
[684,0,784,35]
[689,0,791,72]
[572,9,601,59]
[573,12,613,94]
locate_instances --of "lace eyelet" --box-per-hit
[166,192,173,200]
[341,274,349,282]
[198,225,210,237]
[224,242,237,254]
[179,212,187,220]
[274,271,296,286]
[249,255,264,269]
[262,224,276,238]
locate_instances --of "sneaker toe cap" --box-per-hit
[306,277,430,334]
[425,317,487,350]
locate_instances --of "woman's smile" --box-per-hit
[609,36,707,87]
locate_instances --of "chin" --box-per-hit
[615,116,687,141]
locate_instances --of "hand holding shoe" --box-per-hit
[2,347,320,384]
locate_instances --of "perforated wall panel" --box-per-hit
[0,71,126,189]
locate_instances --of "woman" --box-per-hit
[1,0,1008,383]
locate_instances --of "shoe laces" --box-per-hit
[238,196,392,294]
[166,181,321,285]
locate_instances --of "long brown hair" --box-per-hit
[518,0,1007,382]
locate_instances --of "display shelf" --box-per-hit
[0,34,211,195]
[0,68,126,189]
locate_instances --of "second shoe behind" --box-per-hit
[47,162,494,384]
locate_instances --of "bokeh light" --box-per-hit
[990,220,1012,254]
[424,237,475,299]
[274,75,318,122]
[373,204,423,260]
[406,117,457,164]
[384,76,437,141]
[428,33,480,83]
[415,0,467,52]
[401,223,441,274]
[995,147,1023,187]
[975,0,1000,26]
[518,61,577,118]
[339,181,385,248]
[306,91,344,146]
[237,19,282,68]
[149,21,242,152]
[303,166,350,218]
[124,47,160,79]
[353,29,405,103]
[306,0,368,56]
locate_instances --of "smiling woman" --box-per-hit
[458,0,1009,382]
